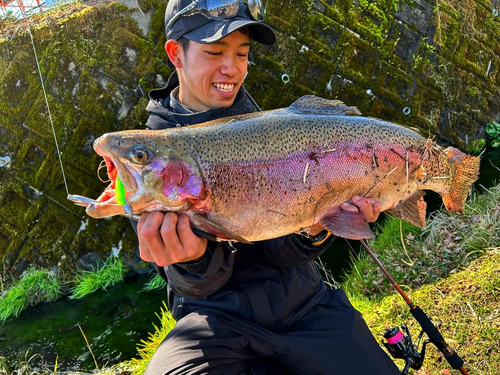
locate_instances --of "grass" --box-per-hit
[0,256,127,323]
[340,184,500,374]
[349,248,500,374]
[0,268,61,323]
[69,256,127,300]
[110,302,176,375]
[342,184,500,299]
[141,273,166,292]
[0,350,57,375]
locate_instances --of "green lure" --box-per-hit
[115,174,126,206]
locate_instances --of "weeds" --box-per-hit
[0,269,61,323]
[342,184,500,299]
[466,138,486,155]
[0,0,87,40]
[350,248,500,375]
[69,256,127,300]
[113,302,176,375]
[486,121,500,147]
[141,273,166,292]
[0,350,57,375]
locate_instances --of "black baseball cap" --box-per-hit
[165,0,276,45]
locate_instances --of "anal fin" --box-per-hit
[320,211,375,240]
[388,190,427,228]
[193,213,252,244]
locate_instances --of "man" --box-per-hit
[137,0,401,374]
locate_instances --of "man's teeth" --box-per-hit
[213,83,235,92]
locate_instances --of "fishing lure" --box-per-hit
[115,174,126,206]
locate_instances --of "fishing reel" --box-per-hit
[382,324,429,375]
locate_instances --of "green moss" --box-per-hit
[149,4,168,44]
[2,0,500,287]
[115,4,128,12]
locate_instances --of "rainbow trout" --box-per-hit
[78,96,480,242]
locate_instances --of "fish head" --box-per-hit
[86,130,205,218]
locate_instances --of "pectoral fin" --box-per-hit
[193,213,253,244]
[388,190,427,228]
[320,211,375,240]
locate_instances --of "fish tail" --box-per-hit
[440,148,480,213]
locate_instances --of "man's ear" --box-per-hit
[165,39,183,68]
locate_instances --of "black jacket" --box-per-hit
[142,72,335,331]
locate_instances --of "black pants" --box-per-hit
[144,288,401,375]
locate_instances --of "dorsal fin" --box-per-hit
[289,95,362,116]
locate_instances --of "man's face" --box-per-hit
[176,30,251,111]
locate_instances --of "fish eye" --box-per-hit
[130,146,150,164]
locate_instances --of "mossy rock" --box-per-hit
[1,0,500,284]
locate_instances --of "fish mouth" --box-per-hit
[100,156,139,204]
[86,156,145,218]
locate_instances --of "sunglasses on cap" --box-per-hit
[166,0,266,32]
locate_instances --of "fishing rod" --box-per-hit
[359,239,469,375]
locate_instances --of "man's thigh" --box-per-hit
[143,309,288,375]
[281,288,401,375]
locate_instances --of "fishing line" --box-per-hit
[22,7,70,197]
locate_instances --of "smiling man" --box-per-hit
[168,29,251,111]
[138,0,401,374]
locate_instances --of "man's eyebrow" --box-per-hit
[211,41,251,48]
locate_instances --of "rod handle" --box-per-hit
[410,306,464,369]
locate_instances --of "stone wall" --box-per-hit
[0,0,499,283]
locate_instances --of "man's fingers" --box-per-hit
[139,212,167,250]
[351,196,380,223]
[139,242,155,263]
[137,212,208,266]
[340,202,359,213]
[159,212,182,255]
[341,196,381,223]
[177,215,207,262]
[138,212,174,265]
[372,202,381,221]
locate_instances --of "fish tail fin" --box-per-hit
[440,148,480,213]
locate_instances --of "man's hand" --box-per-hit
[308,195,381,236]
[137,212,208,266]
[340,195,381,223]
